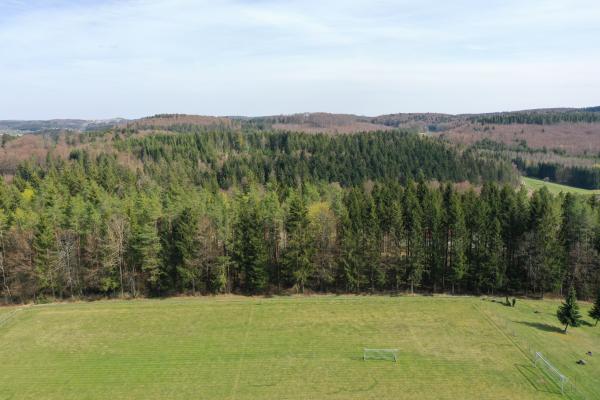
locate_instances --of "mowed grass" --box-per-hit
[522,177,600,196]
[0,296,598,400]
[478,297,600,399]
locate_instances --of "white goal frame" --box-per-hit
[534,352,567,394]
[363,348,398,362]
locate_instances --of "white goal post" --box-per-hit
[363,348,399,362]
[534,352,567,394]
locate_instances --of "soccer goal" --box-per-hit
[534,352,568,394]
[363,348,398,362]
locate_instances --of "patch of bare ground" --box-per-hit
[271,121,392,134]
[436,122,600,156]
[129,114,236,129]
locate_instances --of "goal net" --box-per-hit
[363,348,398,362]
[534,352,568,394]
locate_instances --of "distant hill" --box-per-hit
[2,106,600,154]
[0,118,128,134]
[2,106,599,134]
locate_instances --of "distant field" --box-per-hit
[0,296,598,399]
[522,177,600,195]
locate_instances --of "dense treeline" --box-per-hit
[473,139,600,190]
[0,128,598,303]
[470,111,600,125]
[515,160,600,190]
[115,128,517,187]
[0,160,599,302]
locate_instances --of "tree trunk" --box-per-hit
[0,232,10,303]
[564,324,569,334]
[119,257,124,298]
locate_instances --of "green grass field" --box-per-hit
[521,177,600,196]
[0,296,598,400]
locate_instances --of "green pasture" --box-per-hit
[521,177,600,196]
[0,296,598,399]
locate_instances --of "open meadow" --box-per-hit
[521,177,600,196]
[0,296,598,400]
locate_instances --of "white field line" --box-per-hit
[0,308,24,327]
[229,303,256,400]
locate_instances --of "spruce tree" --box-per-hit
[528,188,561,297]
[283,191,314,293]
[130,195,162,295]
[339,189,366,292]
[232,193,267,293]
[172,207,202,294]
[589,289,600,327]
[402,181,424,294]
[557,286,582,333]
[420,187,443,293]
[443,184,467,293]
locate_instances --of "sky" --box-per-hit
[0,0,599,119]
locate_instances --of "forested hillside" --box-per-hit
[0,126,598,303]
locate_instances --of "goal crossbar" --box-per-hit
[363,348,399,362]
[534,352,568,394]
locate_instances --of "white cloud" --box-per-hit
[0,0,599,118]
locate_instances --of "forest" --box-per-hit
[471,139,600,190]
[469,110,600,125]
[0,127,598,303]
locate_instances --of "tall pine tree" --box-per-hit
[557,286,582,333]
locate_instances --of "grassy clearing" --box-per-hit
[521,177,600,196]
[479,297,599,399]
[0,296,598,399]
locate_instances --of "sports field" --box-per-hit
[0,296,598,400]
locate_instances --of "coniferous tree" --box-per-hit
[172,207,202,294]
[420,185,443,292]
[560,193,595,296]
[402,181,424,293]
[361,190,383,292]
[589,289,600,327]
[4,125,600,301]
[482,216,503,294]
[232,193,267,293]
[463,190,485,292]
[443,184,467,293]
[501,186,528,292]
[130,195,162,295]
[479,183,504,294]
[283,191,314,293]
[526,188,561,297]
[557,286,582,333]
[339,189,365,292]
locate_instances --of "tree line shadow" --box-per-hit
[516,319,594,332]
[515,321,564,334]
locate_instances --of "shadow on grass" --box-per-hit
[516,321,564,334]
[515,364,560,395]
[483,297,513,307]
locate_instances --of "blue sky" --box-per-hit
[0,0,599,119]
